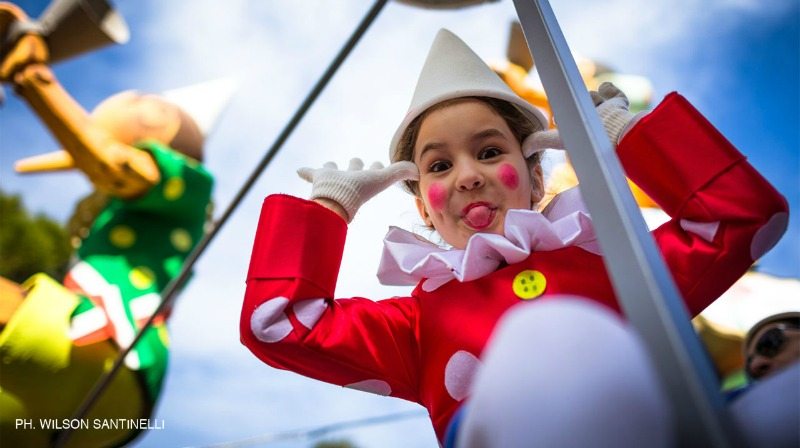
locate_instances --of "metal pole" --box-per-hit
[52,1,390,446]
[511,0,741,446]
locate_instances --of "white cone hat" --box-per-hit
[161,77,238,137]
[390,29,548,160]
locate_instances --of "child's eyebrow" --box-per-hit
[472,128,508,142]
[418,141,447,160]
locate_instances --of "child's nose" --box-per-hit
[456,163,485,191]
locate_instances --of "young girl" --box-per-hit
[241,29,789,446]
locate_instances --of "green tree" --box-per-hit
[0,189,71,283]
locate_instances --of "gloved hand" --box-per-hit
[522,82,644,156]
[298,158,419,222]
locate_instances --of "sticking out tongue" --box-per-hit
[464,205,494,229]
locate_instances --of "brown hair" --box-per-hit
[394,96,543,195]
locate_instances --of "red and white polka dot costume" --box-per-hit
[240,93,788,443]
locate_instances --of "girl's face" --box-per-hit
[413,99,544,249]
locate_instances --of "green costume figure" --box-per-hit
[0,5,225,445]
[64,140,213,406]
[1,140,212,447]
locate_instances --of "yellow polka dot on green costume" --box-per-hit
[109,225,136,248]
[129,266,156,290]
[157,324,170,346]
[163,177,185,201]
[170,228,192,252]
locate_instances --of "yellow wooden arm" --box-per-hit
[14,149,74,173]
[2,20,159,199]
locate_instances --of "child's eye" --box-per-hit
[430,160,452,173]
[478,147,502,160]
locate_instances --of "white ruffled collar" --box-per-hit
[377,187,600,292]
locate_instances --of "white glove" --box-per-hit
[298,158,419,222]
[522,82,645,156]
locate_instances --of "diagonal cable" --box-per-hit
[53,1,389,446]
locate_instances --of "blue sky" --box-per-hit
[2,1,798,447]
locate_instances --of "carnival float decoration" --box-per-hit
[0,1,232,445]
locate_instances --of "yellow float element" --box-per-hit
[0,274,144,448]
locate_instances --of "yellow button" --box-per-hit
[163,177,185,201]
[109,225,136,248]
[129,266,156,290]
[512,270,546,300]
[170,228,192,252]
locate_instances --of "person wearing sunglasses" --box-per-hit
[724,311,800,448]
[744,312,800,380]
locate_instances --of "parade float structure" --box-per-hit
[0,1,232,446]
[1,1,793,447]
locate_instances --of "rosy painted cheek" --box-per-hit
[498,163,519,190]
[427,182,447,211]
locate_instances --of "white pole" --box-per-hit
[512,0,742,446]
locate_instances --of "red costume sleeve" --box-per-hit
[241,195,421,403]
[618,93,789,315]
